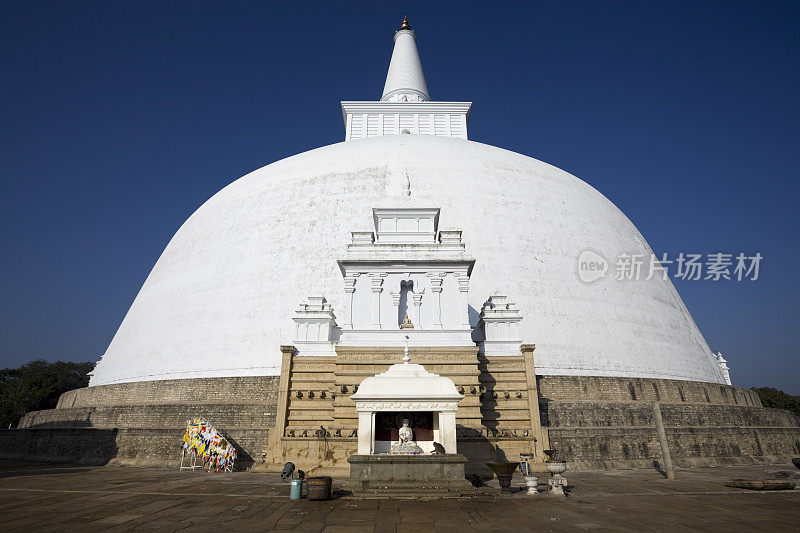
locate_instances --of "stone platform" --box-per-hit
[346,454,474,497]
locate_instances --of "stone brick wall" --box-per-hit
[538,375,761,406]
[4,370,800,472]
[540,376,800,469]
[56,376,279,408]
[0,428,120,465]
[7,376,281,469]
[20,404,276,431]
[549,426,800,469]
[542,402,798,429]
[0,427,272,468]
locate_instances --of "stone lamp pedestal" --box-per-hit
[524,475,540,495]
[546,461,568,496]
[486,462,519,492]
[519,453,539,494]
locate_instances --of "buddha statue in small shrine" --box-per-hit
[390,419,423,454]
[399,419,413,443]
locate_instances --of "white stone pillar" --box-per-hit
[430,277,443,329]
[438,410,458,453]
[370,275,384,329]
[458,275,470,327]
[343,276,357,329]
[412,290,424,329]
[357,411,374,455]
[391,291,401,327]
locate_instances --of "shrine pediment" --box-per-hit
[373,207,439,244]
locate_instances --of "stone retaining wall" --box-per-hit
[10,376,281,469]
[20,404,276,431]
[3,371,799,472]
[0,428,120,465]
[538,375,762,406]
[549,425,800,469]
[542,402,798,429]
[0,427,271,468]
[539,377,800,468]
[56,376,279,408]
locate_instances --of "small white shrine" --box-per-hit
[478,292,523,356]
[350,342,464,455]
[338,207,475,348]
[291,296,338,356]
[289,207,528,359]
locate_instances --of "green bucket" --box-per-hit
[289,478,303,499]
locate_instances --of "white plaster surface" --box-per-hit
[89,135,725,386]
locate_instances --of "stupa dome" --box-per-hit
[90,134,724,386]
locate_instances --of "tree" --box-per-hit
[751,387,800,419]
[0,360,94,428]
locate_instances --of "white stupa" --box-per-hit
[89,17,725,387]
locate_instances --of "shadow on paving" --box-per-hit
[0,463,94,479]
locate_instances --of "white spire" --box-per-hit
[340,17,471,141]
[381,16,430,102]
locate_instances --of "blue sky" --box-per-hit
[1,1,798,392]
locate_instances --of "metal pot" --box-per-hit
[306,476,333,501]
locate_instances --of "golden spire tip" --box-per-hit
[400,15,411,31]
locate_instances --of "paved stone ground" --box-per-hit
[1,461,799,532]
